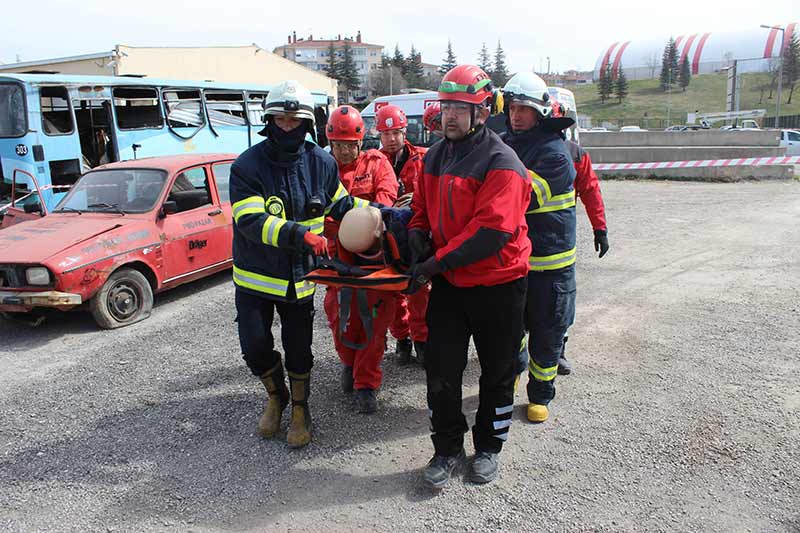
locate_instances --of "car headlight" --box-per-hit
[26,267,50,285]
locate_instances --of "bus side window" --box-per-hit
[206,91,246,127]
[40,86,73,135]
[245,92,268,127]
[113,87,163,130]
[163,89,205,129]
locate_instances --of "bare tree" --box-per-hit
[369,66,407,97]
[644,52,659,79]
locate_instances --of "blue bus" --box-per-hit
[0,73,332,219]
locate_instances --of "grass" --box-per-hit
[571,73,800,127]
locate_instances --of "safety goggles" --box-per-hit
[438,78,492,95]
[503,91,550,107]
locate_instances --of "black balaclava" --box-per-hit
[266,118,309,153]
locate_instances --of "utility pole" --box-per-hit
[761,24,785,127]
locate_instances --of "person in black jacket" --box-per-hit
[230,80,370,448]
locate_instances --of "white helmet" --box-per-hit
[502,72,551,118]
[338,207,383,253]
[264,80,316,123]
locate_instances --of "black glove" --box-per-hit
[403,256,442,294]
[408,229,433,266]
[594,229,609,258]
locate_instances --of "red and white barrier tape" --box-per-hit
[593,156,800,171]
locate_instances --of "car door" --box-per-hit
[158,164,229,282]
[210,161,234,261]
[786,131,800,156]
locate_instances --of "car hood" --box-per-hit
[0,214,137,264]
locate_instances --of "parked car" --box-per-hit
[620,126,647,132]
[780,129,800,156]
[664,124,709,132]
[0,153,235,328]
[589,127,610,132]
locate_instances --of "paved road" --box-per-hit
[1,181,799,532]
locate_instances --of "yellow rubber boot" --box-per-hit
[258,362,289,438]
[286,371,312,448]
[527,403,549,423]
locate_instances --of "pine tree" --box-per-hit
[615,65,629,103]
[659,38,678,91]
[491,41,509,86]
[404,45,425,88]
[439,40,457,75]
[477,42,492,73]
[598,65,613,103]
[392,44,407,76]
[783,33,800,104]
[678,55,691,91]
[324,42,339,80]
[380,53,392,70]
[338,42,360,102]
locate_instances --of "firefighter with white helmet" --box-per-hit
[229,80,370,448]
[500,72,577,425]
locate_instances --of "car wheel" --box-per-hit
[89,268,153,329]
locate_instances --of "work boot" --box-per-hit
[395,337,412,365]
[413,341,426,366]
[468,451,499,484]
[286,371,312,448]
[340,364,354,393]
[257,362,289,438]
[557,335,571,375]
[423,448,466,489]
[355,388,378,414]
[527,403,549,423]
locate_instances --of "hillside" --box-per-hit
[570,73,800,127]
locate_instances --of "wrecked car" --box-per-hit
[0,153,235,328]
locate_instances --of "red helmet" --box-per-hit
[327,105,365,141]
[550,100,564,119]
[438,64,493,105]
[423,102,442,132]
[376,104,408,132]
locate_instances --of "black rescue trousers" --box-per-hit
[425,276,527,456]
[235,289,315,377]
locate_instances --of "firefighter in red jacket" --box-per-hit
[323,105,398,413]
[376,104,430,366]
[407,65,530,488]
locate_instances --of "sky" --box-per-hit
[0,0,797,74]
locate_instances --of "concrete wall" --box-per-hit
[581,130,782,148]
[117,45,338,102]
[588,146,786,164]
[596,165,794,181]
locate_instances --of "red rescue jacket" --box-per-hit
[325,149,398,253]
[567,140,607,231]
[381,141,427,195]
[409,127,531,288]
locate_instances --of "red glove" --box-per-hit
[303,232,329,257]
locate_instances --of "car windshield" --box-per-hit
[0,83,26,137]
[55,169,168,214]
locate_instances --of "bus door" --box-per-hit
[72,96,119,170]
[245,92,268,148]
[37,85,83,208]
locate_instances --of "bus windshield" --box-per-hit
[0,84,26,137]
[55,169,168,214]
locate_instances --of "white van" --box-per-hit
[360,92,439,150]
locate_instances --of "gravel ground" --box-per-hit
[1,180,799,532]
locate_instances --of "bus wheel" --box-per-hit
[90,268,153,329]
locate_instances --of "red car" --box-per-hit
[0,154,236,328]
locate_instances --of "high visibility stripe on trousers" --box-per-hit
[493,404,514,441]
[529,247,577,272]
[529,360,558,382]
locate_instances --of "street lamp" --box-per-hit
[761,24,785,128]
